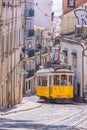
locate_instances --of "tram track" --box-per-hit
[37,104,87,130]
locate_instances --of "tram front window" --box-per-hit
[54,75,59,85]
[61,75,67,86]
[68,75,72,86]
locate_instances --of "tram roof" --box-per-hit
[55,69,74,73]
[35,67,74,76]
[35,68,54,75]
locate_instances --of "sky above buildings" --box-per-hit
[52,0,62,16]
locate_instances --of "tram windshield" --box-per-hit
[61,75,73,86]
[54,75,60,85]
[53,74,73,86]
[68,75,72,85]
[61,75,67,86]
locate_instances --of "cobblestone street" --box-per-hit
[0,96,87,130]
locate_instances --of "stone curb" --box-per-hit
[0,104,42,116]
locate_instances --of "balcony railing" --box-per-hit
[25,69,34,78]
[35,49,40,53]
[37,44,42,50]
[27,49,35,58]
[27,30,34,37]
[35,44,42,52]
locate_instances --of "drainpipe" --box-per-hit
[82,50,84,101]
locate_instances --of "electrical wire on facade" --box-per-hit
[1,1,52,24]
[34,2,52,27]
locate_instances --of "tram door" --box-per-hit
[77,83,80,97]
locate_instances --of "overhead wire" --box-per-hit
[0,1,59,26]
[34,2,52,26]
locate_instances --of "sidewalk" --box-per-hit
[0,97,42,116]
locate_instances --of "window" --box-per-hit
[72,52,77,68]
[61,75,67,86]
[68,0,76,8]
[68,75,73,85]
[26,82,27,91]
[63,50,68,64]
[42,77,47,86]
[38,76,47,86]
[54,75,60,85]
[49,76,52,86]
[29,80,30,89]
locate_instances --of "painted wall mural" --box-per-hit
[74,6,87,25]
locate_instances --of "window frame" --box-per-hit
[63,50,68,64]
[68,0,76,8]
[72,52,77,68]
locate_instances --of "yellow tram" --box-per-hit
[35,65,74,103]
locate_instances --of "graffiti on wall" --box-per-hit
[74,6,87,25]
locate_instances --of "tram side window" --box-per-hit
[38,77,41,86]
[38,77,47,86]
[42,76,47,86]
[49,76,52,86]
[61,75,67,86]
[54,75,59,85]
[68,76,72,85]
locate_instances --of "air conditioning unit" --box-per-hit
[81,25,87,39]
[75,25,82,37]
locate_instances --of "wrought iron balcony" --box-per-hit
[25,69,34,78]
[27,30,34,37]
[26,9,34,17]
[35,44,42,52]
[37,44,42,50]
[27,49,35,58]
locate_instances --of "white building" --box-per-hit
[60,38,87,101]
[60,1,87,102]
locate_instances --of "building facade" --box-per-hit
[60,0,87,101]
[23,0,53,96]
[22,0,35,95]
[34,0,53,64]
[0,0,24,109]
[63,0,87,15]
[61,1,87,34]
[34,0,53,31]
